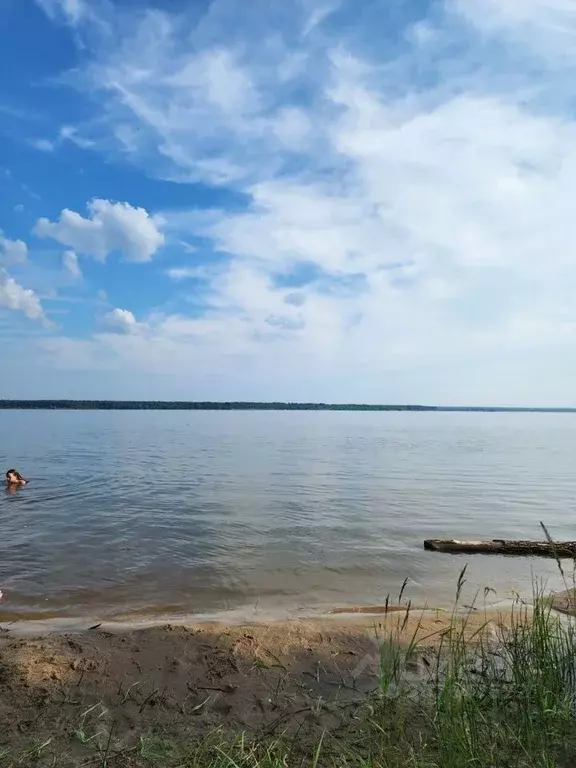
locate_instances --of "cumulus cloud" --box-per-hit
[0,234,27,265]
[35,199,165,263]
[102,308,142,334]
[30,0,576,403]
[63,250,82,279]
[0,269,46,323]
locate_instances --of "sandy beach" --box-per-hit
[0,595,553,766]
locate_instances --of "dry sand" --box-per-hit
[0,601,540,765]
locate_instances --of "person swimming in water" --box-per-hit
[5,469,27,486]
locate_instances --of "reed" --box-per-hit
[143,584,576,767]
[3,579,576,767]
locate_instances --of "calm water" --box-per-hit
[0,410,574,622]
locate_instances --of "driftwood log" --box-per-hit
[423,539,576,558]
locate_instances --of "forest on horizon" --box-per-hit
[0,400,574,412]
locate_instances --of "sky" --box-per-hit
[0,0,575,405]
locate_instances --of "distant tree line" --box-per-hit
[0,400,574,412]
[0,400,435,411]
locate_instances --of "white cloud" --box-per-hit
[301,4,337,37]
[453,0,576,57]
[25,0,576,403]
[30,126,96,155]
[0,234,27,265]
[102,308,142,334]
[63,250,82,279]
[35,199,165,263]
[31,138,56,153]
[166,267,195,281]
[35,0,87,25]
[0,269,46,323]
[59,124,96,150]
[70,7,328,185]
[166,265,222,281]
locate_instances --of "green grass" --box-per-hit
[181,590,576,768]
[2,583,576,767]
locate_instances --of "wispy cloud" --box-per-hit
[27,0,576,402]
[452,0,576,62]
[30,126,96,154]
[62,250,82,279]
[30,138,56,153]
[36,0,88,25]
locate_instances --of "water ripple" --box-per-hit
[0,410,575,618]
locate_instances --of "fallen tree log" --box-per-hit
[423,539,576,558]
[329,604,420,615]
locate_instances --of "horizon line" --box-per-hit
[0,400,575,412]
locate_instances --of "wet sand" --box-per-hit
[0,600,543,766]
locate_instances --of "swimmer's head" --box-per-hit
[6,469,26,485]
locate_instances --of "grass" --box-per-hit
[2,578,576,767]
[187,587,576,768]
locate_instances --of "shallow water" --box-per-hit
[0,410,574,621]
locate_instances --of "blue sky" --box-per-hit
[1,0,575,404]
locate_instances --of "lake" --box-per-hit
[0,410,573,622]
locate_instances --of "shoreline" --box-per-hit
[2,571,566,634]
[1,591,574,765]
[0,595,542,637]
[1,568,568,630]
